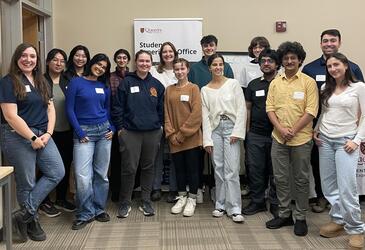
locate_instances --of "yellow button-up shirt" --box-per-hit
[266,71,319,146]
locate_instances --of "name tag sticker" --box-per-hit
[255,90,265,97]
[293,91,304,100]
[316,75,326,82]
[25,85,31,92]
[180,95,189,102]
[95,88,104,94]
[130,86,140,93]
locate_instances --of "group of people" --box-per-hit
[0,28,364,249]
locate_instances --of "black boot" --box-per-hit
[12,207,33,243]
[27,218,46,241]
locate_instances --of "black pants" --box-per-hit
[172,147,201,195]
[246,131,277,205]
[119,129,161,203]
[109,133,122,197]
[53,130,73,201]
[311,143,324,199]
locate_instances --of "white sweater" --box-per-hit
[316,81,365,145]
[201,78,247,147]
[150,66,177,88]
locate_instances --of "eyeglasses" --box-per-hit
[259,58,275,64]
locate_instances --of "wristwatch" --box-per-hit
[31,135,37,142]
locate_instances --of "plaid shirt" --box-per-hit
[110,67,128,96]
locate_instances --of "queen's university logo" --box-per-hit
[150,87,157,97]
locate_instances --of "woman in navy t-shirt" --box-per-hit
[0,43,65,242]
[66,53,114,230]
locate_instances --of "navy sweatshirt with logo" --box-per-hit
[111,72,164,131]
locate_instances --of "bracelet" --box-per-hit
[46,131,52,136]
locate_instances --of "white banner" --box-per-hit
[357,142,365,195]
[134,18,202,62]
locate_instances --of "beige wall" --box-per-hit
[53,0,365,70]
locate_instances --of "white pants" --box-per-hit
[211,119,242,215]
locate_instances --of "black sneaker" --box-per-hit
[12,208,32,243]
[294,219,308,236]
[27,219,46,241]
[242,202,267,215]
[151,189,162,201]
[166,191,178,203]
[71,218,94,230]
[139,201,155,216]
[95,212,110,222]
[266,216,294,229]
[55,200,76,212]
[39,201,61,217]
[117,202,131,218]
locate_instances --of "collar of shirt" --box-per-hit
[280,71,300,82]
[319,55,326,66]
[200,57,208,65]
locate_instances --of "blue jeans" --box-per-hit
[73,121,111,221]
[0,124,65,216]
[211,119,241,215]
[318,134,364,234]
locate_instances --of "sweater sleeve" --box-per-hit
[65,79,86,139]
[175,85,202,142]
[201,88,213,147]
[105,87,115,133]
[111,79,127,131]
[353,83,365,145]
[164,87,176,138]
[354,66,364,82]
[157,84,165,126]
[231,80,247,140]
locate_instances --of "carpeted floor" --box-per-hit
[3,192,364,250]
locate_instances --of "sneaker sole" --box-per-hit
[171,209,183,214]
[138,206,155,216]
[28,233,46,241]
[38,209,61,218]
[117,207,131,218]
[319,229,344,238]
[212,211,225,218]
[242,208,267,215]
[54,204,76,213]
[232,218,244,223]
[266,220,294,229]
[95,216,110,222]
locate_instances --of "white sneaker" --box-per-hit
[212,209,225,217]
[183,197,196,217]
[171,196,187,214]
[232,214,245,223]
[196,188,203,204]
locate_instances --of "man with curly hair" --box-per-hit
[265,41,319,237]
